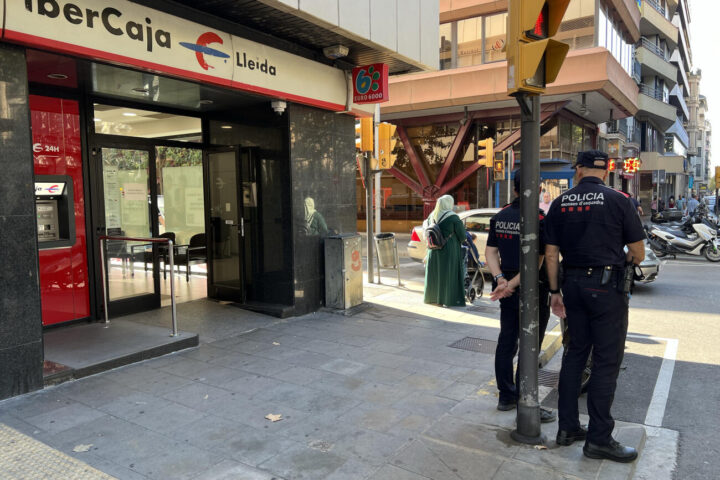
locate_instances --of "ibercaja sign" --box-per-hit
[352,63,389,104]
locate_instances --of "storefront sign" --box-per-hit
[352,63,389,104]
[3,0,360,112]
[35,182,65,196]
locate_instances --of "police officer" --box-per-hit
[485,171,555,422]
[544,150,645,463]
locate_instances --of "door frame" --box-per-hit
[204,145,247,303]
[88,141,162,318]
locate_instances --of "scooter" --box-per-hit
[646,214,720,262]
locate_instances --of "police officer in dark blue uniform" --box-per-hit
[544,151,645,463]
[486,171,555,422]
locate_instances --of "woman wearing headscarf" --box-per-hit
[423,194,467,306]
[304,197,328,235]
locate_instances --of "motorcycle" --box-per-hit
[646,206,720,262]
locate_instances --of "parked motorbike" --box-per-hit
[646,205,720,262]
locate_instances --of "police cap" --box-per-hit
[573,150,608,170]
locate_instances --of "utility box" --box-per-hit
[324,234,363,309]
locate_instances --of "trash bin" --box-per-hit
[374,233,398,268]
[324,234,363,309]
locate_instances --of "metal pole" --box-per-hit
[366,153,375,283]
[100,238,109,325]
[374,104,382,236]
[168,239,178,337]
[511,93,544,445]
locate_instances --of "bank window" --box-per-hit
[457,17,482,67]
[93,104,202,142]
[484,13,507,63]
[439,23,453,70]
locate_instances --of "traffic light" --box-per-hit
[623,157,640,173]
[507,0,571,96]
[377,122,398,169]
[715,166,720,186]
[608,159,616,171]
[477,138,494,167]
[493,151,505,180]
[355,117,374,152]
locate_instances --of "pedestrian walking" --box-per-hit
[485,172,555,421]
[687,193,700,215]
[544,150,646,463]
[677,195,686,214]
[423,195,466,307]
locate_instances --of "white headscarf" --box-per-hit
[429,194,458,222]
[304,197,316,228]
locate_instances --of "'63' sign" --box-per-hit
[352,63,389,104]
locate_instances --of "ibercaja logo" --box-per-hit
[352,63,389,104]
[180,32,230,71]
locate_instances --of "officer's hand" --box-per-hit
[490,282,514,301]
[550,293,566,318]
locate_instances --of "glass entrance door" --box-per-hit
[92,146,160,317]
[206,147,246,302]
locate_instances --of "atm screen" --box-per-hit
[36,200,60,242]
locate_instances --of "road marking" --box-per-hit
[626,334,679,427]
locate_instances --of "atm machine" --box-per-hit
[34,175,75,248]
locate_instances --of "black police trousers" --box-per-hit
[558,269,629,445]
[495,282,550,404]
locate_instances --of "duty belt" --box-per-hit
[563,266,622,276]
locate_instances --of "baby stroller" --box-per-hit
[462,232,485,303]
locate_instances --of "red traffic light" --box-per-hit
[608,159,616,171]
[530,5,549,39]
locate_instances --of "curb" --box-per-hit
[539,322,563,368]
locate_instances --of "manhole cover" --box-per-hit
[538,369,560,388]
[448,337,498,353]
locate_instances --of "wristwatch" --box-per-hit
[494,273,505,281]
[549,288,561,294]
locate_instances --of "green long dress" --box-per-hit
[424,214,467,306]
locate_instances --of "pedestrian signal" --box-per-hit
[493,152,505,180]
[378,122,398,169]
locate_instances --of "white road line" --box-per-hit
[626,334,679,427]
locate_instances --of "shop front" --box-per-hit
[0,0,368,399]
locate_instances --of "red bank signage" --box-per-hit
[352,63,389,104]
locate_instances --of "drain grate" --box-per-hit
[448,337,498,353]
[538,369,560,388]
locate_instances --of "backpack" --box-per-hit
[425,212,454,250]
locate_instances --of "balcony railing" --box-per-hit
[640,84,664,101]
[607,120,629,137]
[645,0,666,17]
[632,60,642,84]
[638,37,667,61]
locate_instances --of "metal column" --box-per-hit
[511,93,544,445]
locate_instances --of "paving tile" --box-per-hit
[98,391,171,419]
[337,405,410,433]
[130,372,196,396]
[41,414,146,455]
[396,373,455,394]
[218,373,286,396]
[391,438,506,480]
[162,382,233,410]
[437,381,483,401]
[238,357,294,377]
[271,366,326,386]
[125,441,223,480]
[368,464,431,480]
[492,459,578,480]
[24,403,107,435]
[122,400,207,435]
[422,415,521,459]
[332,428,410,467]
[179,344,231,362]
[226,426,302,467]
[365,340,412,354]
[191,459,281,480]
[319,358,370,376]
[391,393,458,418]
[55,376,135,408]
[207,351,257,368]
[354,365,412,385]
[388,414,438,439]
[257,442,347,480]
[356,382,414,407]
[324,457,381,480]
[307,371,368,397]
[229,402,310,433]
[188,364,249,387]
[156,357,216,378]
[0,390,76,419]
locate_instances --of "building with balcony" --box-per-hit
[686,72,712,189]
[361,0,644,232]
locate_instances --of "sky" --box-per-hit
[688,0,718,170]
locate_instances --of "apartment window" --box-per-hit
[439,12,507,69]
[557,0,595,50]
[598,3,634,76]
[484,13,508,63]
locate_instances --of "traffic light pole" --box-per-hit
[511,93,544,446]
[365,153,375,284]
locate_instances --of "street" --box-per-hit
[384,252,720,480]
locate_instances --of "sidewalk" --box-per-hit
[0,279,677,479]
